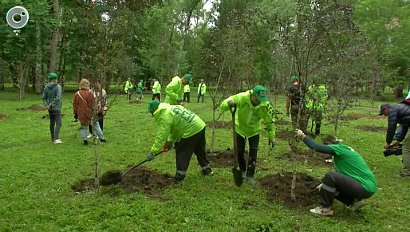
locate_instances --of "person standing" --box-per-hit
[124,78,134,101]
[164,74,192,105]
[146,99,213,181]
[152,79,161,101]
[305,77,328,136]
[286,76,307,132]
[42,72,63,144]
[89,80,108,135]
[183,83,191,103]
[136,79,144,101]
[219,85,276,184]
[295,129,377,216]
[197,79,206,103]
[73,79,106,145]
[380,103,410,178]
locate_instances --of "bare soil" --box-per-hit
[129,100,143,104]
[206,120,232,129]
[276,120,292,126]
[259,172,320,209]
[72,167,176,197]
[277,149,333,167]
[16,105,48,111]
[207,149,265,168]
[356,125,385,132]
[0,113,7,120]
[276,130,295,141]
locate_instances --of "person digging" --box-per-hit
[219,85,276,185]
[146,99,213,181]
[295,129,377,216]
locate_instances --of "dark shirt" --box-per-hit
[287,83,304,106]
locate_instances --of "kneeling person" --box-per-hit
[147,99,212,181]
[296,129,377,216]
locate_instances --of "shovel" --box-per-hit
[100,151,163,186]
[230,105,243,187]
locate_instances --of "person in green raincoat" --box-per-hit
[164,74,192,105]
[152,79,161,101]
[220,85,276,184]
[124,78,134,101]
[306,77,328,136]
[146,99,213,181]
[136,79,144,101]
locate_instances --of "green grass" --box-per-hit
[0,91,409,231]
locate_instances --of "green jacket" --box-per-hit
[151,103,206,153]
[124,80,133,93]
[220,91,275,139]
[152,81,161,94]
[198,83,206,95]
[329,143,377,193]
[306,84,327,111]
[164,76,183,104]
[136,81,143,94]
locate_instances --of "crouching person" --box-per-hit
[147,99,213,181]
[295,129,377,216]
[73,79,106,145]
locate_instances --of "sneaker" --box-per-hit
[347,199,366,212]
[202,168,214,176]
[100,139,107,143]
[83,140,88,145]
[174,173,185,181]
[309,206,334,216]
[53,139,63,144]
[87,134,93,139]
[246,176,256,185]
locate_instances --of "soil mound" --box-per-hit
[0,113,7,120]
[259,172,320,209]
[277,149,333,167]
[356,125,385,132]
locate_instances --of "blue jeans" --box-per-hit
[49,110,62,141]
[81,121,104,141]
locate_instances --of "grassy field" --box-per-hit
[0,90,409,232]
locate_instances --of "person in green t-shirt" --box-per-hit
[146,99,213,181]
[295,129,377,216]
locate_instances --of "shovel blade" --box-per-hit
[232,167,243,187]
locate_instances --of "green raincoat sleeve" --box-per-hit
[165,77,182,104]
[151,110,173,153]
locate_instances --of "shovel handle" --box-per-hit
[122,151,163,176]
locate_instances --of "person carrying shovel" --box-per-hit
[219,85,276,185]
[146,99,213,181]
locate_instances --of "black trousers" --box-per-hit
[89,112,104,133]
[319,172,373,208]
[183,92,190,103]
[236,133,259,178]
[174,128,210,179]
[152,93,160,101]
[49,110,62,141]
[197,93,204,103]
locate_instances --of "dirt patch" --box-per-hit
[259,172,320,209]
[276,130,295,141]
[41,113,65,119]
[206,120,232,129]
[276,120,291,126]
[0,113,7,120]
[16,105,48,111]
[356,125,385,132]
[72,167,176,197]
[129,100,143,104]
[277,149,333,167]
[207,149,265,168]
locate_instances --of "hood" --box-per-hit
[47,83,57,89]
[153,103,170,120]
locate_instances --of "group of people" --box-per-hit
[124,78,144,102]
[42,73,107,145]
[42,72,388,217]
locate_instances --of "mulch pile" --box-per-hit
[16,105,48,111]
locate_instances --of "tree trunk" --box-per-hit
[394,84,403,98]
[35,20,44,94]
[49,0,61,73]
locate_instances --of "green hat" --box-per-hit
[48,73,57,79]
[252,85,268,102]
[184,73,193,84]
[291,76,298,82]
[148,99,160,112]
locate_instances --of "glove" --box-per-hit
[316,183,323,192]
[146,152,155,161]
[161,142,174,152]
[268,139,276,149]
[295,129,306,139]
[227,100,236,108]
